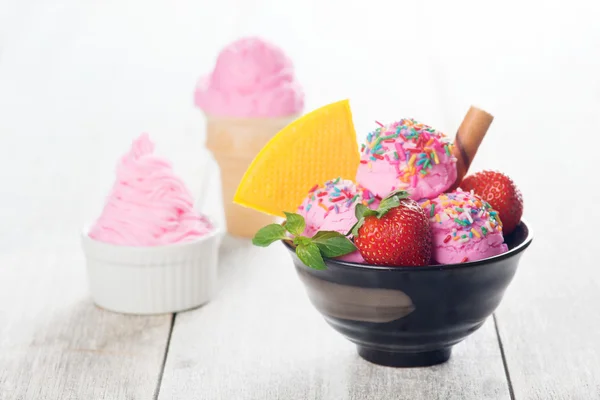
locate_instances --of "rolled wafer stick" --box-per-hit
[449,106,494,190]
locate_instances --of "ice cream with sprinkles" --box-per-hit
[421,190,508,264]
[356,119,457,201]
[298,178,378,237]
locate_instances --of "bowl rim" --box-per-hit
[284,219,533,272]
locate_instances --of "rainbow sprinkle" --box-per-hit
[420,190,503,245]
[359,119,454,190]
[299,178,376,219]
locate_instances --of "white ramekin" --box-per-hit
[81,226,222,315]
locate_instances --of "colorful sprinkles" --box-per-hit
[420,190,503,245]
[299,178,374,219]
[360,119,454,189]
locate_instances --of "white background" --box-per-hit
[1,0,599,233]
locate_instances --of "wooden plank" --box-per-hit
[0,14,223,395]
[0,247,172,400]
[0,82,179,398]
[159,238,510,400]
[493,161,600,400]
[0,23,222,395]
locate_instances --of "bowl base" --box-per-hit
[357,346,452,368]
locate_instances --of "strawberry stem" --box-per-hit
[348,190,410,237]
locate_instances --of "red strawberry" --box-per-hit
[351,191,432,266]
[459,170,523,235]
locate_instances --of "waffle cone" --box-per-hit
[204,114,297,237]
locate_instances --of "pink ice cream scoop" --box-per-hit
[356,119,457,201]
[194,37,304,118]
[420,190,508,264]
[297,178,378,263]
[89,134,213,246]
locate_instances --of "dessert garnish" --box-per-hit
[234,100,360,216]
[449,106,494,190]
[237,99,519,267]
[459,171,523,235]
[349,190,432,266]
[252,212,356,270]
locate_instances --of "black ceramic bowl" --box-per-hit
[284,220,533,368]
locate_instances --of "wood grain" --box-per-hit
[0,24,223,397]
[159,238,511,400]
[492,142,600,400]
[0,247,172,400]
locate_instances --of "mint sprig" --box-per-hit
[312,231,357,258]
[348,190,410,236]
[252,224,289,246]
[283,211,305,236]
[296,242,326,270]
[252,212,357,270]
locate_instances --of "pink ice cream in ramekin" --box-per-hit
[297,178,378,263]
[356,119,457,201]
[194,37,304,118]
[89,134,213,246]
[420,190,508,264]
[84,134,220,314]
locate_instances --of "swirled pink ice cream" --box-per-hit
[356,119,457,201]
[194,37,304,118]
[89,134,213,246]
[420,190,508,264]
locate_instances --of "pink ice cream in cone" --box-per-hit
[195,37,304,238]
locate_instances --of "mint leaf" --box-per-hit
[283,212,306,236]
[312,231,344,242]
[312,231,357,257]
[293,235,311,246]
[296,242,326,270]
[252,224,288,247]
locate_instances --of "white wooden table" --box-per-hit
[1,1,599,399]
